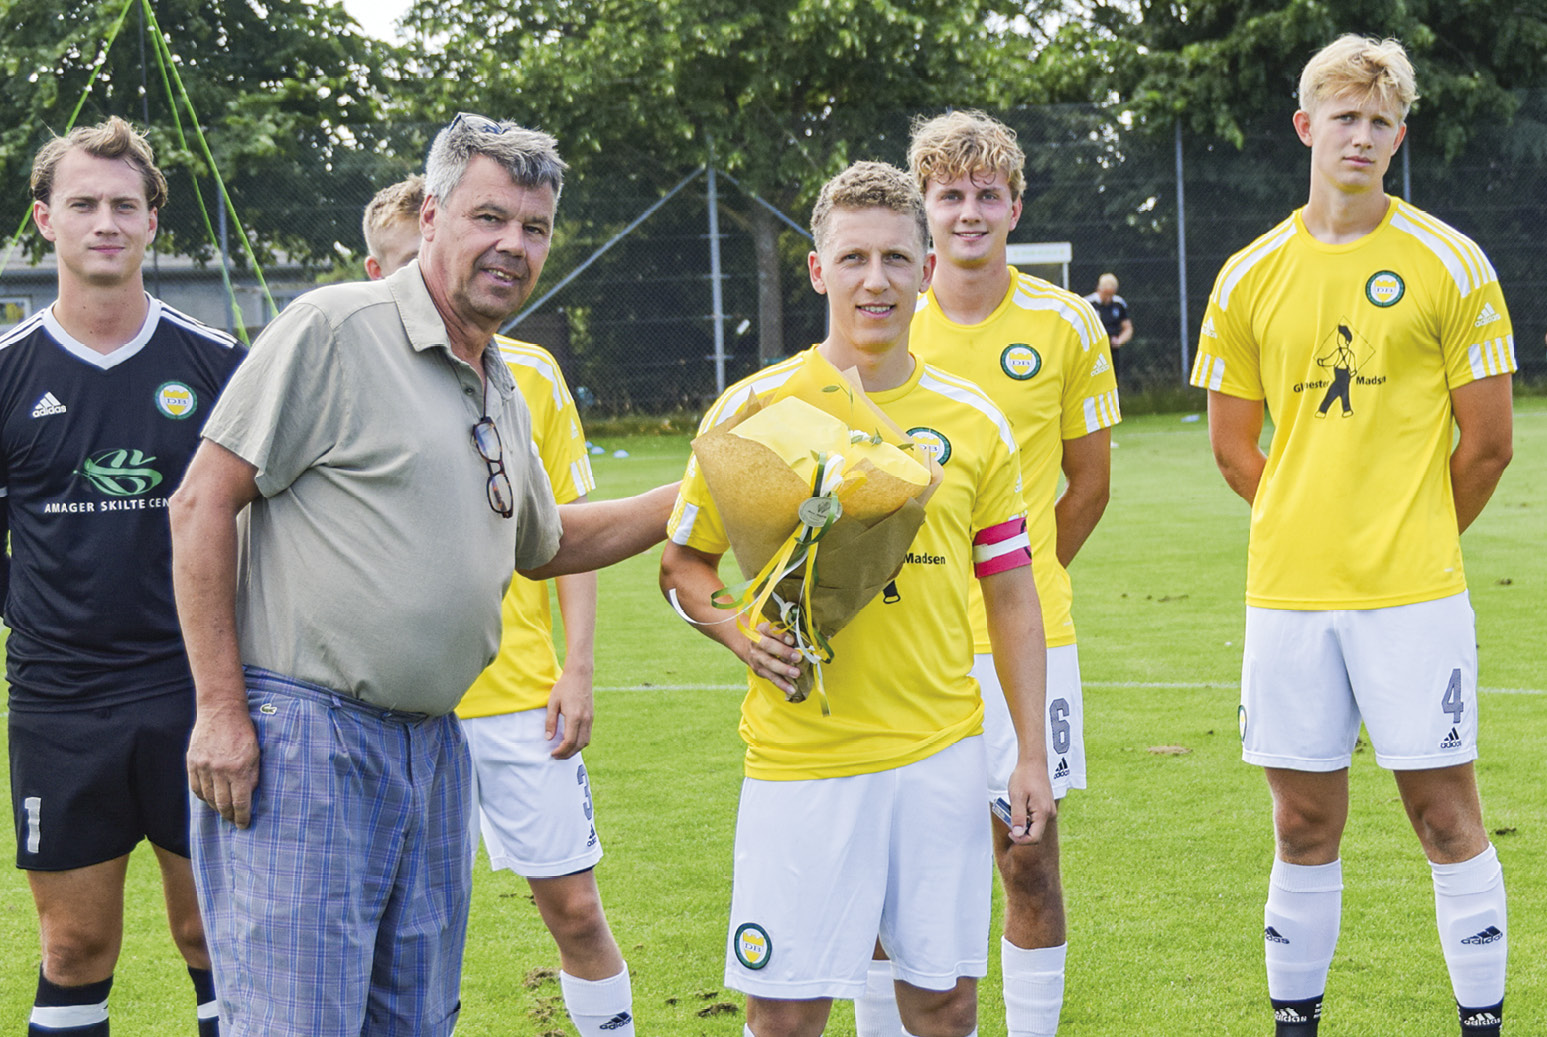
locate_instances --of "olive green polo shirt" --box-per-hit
[203,262,562,714]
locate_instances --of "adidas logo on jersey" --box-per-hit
[1440,727,1463,749]
[1200,316,1218,339]
[1090,353,1111,377]
[1264,926,1290,945]
[30,392,66,418]
[1462,925,1504,946]
[1273,1006,1311,1023]
[1053,758,1070,779]
[1473,303,1502,328]
[1461,1009,1502,1026]
[599,1011,634,1030]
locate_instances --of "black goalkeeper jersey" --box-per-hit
[0,298,244,709]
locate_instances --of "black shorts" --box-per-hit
[9,689,195,870]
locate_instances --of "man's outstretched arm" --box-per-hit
[519,483,680,581]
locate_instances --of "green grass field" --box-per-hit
[3,400,1543,1035]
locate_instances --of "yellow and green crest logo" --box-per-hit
[156,381,197,419]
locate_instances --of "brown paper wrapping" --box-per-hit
[690,357,942,702]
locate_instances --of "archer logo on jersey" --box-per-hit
[76,448,164,497]
[734,923,772,970]
[30,392,67,418]
[1365,270,1405,307]
[155,381,198,419]
[1000,343,1042,381]
[1295,319,1380,420]
[1090,353,1111,377]
[906,426,951,465]
[1473,303,1502,328]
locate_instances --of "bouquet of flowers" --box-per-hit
[688,352,941,712]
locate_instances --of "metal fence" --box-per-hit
[6,97,1542,416]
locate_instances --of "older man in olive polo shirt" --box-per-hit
[168,114,675,1037]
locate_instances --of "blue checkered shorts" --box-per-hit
[191,668,475,1036]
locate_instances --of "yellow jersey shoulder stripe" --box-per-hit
[1389,200,1497,297]
[697,355,805,432]
[496,335,573,410]
[1009,272,1103,351]
[1216,217,1296,311]
[917,365,1018,457]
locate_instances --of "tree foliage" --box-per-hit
[1100,0,1547,156]
[0,0,406,266]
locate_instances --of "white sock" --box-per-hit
[1263,858,1342,1000]
[559,964,634,1037]
[1432,843,1507,1010]
[854,959,905,1037]
[1002,937,1066,1037]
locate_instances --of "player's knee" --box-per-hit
[168,915,211,965]
[745,996,828,1037]
[40,926,118,984]
[539,883,612,948]
[900,983,977,1037]
[1408,800,1485,859]
[998,842,1063,908]
[1272,800,1343,858]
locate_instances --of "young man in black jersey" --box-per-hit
[3,117,242,1036]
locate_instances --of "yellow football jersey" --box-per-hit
[457,336,596,719]
[1191,198,1516,609]
[668,347,1029,781]
[912,268,1119,651]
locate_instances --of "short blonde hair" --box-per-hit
[907,109,1026,201]
[30,116,168,212]
[362,175,424,261]
[810,161,927,254]
[1299,35,1418,120]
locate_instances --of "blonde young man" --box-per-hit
[4,117,242,1037]
[363,178,634,1037]
[660,161,1055,1037]
[851,111,1117,1037]
[1192,36,1512,1037]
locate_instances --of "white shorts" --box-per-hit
[724,737,992,1000]
[976,645,1086,802]
[461,708,603,878]
[1240,591,1479,772]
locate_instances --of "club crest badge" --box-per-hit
[1365,271,1405,308]
[156,381,198,419]
[734,923,772,970]
[906,426,951,466]
[1000,343,1042,381]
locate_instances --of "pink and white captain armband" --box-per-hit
[972,516,1031,578]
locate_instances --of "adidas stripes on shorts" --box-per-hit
[1240,590,1479,771]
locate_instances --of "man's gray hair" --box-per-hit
[423,113,568,206]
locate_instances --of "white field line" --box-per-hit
[593,681,1544,695]
[6,682,1535,717]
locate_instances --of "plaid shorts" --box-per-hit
[191,668,474,1037]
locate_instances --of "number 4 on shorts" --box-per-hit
[1440,668,1464,724]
